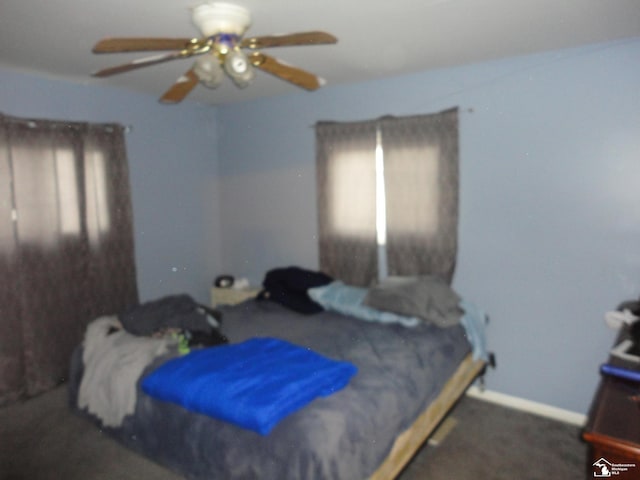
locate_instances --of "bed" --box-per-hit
[68,278,487,480]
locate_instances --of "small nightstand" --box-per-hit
[211,287,260,307]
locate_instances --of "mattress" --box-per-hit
[69,298,472,480]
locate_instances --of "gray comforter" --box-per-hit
[69,299,471,480]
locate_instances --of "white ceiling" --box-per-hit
[1,0,639,106]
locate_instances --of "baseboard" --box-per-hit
[466,386,587,427]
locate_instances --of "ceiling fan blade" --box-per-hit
[241,31,337,50]
[92,51,187,77]
[93,37,197,53]
[160,68,199,104]
[250,53,324,91]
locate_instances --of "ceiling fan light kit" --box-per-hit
[91,1,338,103]
[224,49,254,88]
[194,54,225,88]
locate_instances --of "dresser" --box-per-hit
[582,328,640,478]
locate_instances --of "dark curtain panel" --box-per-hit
[316,121,378,286]
[315,108,459,287]
[380,108,459,283]
[0,117,23,405]
[0,114,138,406]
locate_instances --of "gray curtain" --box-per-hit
[315,108,459,286]
[381,109,459,282]
[0,113,138,406]
[316,120,378,286]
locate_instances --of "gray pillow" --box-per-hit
[363,275,463,327]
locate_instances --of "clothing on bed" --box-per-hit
[141,337,358,435]
[258,266,333,314]
[120,294,221,335]
[78,316,176,427]
[119,294,228,346]
[459,300,489,361]
[363,275,463,327]
[308,281,421,327]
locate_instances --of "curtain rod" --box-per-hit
[311,107,474,127]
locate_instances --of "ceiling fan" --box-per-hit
[91,1,337,103]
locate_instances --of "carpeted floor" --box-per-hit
[0,385,588,480]
[399,395,588,480]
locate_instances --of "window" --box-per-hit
[316,108,459,286]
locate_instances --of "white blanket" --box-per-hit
[78,316,175,427]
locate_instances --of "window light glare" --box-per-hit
[375,129,387,247]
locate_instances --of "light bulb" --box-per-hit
[224,50,254,88]
[194,54,224,89]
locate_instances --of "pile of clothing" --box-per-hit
[78,294,228,428]
[119,294,228,348]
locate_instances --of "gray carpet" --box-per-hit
[399,395,587,480]
[0,386,587,480]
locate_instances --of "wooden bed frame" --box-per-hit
[370,353,486,479]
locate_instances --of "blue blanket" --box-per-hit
[141,337,358,435]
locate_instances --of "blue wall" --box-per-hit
[216,38,640,414]
[0,67,221,305]
[2,37,639,414]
